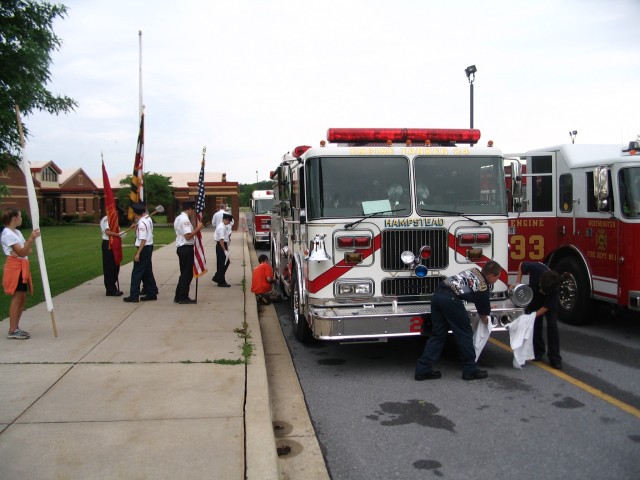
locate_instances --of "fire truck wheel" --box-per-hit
[556,257,593,326]
[291,271,313,343]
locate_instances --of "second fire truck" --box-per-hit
[506,140,640,325]
[270,128,526,342]
[248,189,274,247]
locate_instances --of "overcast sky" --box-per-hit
[23,0,640,185]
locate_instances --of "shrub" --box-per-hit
[20,209,32,228]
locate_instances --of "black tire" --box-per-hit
[291,270,313,342]
[556,257,593,326]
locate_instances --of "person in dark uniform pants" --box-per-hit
[100,215,122,296]
[173,200,203,304]
[415,261,503,381]
[516,261,562,369]
[213,213,232,287]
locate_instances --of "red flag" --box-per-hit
[193,157,208,278]
[102,160,123,265]
[127,114,144,220]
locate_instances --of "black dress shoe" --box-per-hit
[415,371,442,381]
[174,297,179,303]
[217,282,231,288]
[140,295,157,301]
[178,298,197,304]
[212,275,219,282]
[106,291,123,297]
[462,369,488,381]
[123,296,139,303]
[550,360,563,370]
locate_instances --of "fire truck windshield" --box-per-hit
[620,167,640,217]
[254,199,273,215]
[306,156,411,219]
[414,156,506,215]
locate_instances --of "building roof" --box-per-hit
[93,171,226,189]
[30,160,63,174]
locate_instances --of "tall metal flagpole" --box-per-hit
[14,105,58,337]
[138,30,144,201]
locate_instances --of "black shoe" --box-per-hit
[174,297,179,303]
[123,296,139,303]
[462,369,488,381]
[415,371,442,381]
[140,295,157,301]
[550,360,563,370]
[212,275,219,282]
[178,298,197,304]
[218,282,231,288]
[106,291,123,297]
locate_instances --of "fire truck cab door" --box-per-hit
[507,152,559,275]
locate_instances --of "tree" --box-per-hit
[116,172,174,212]
[0,1,77,171]
[239,180,272,207]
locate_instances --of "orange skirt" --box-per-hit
[3,256,33,295]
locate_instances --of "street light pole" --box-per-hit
[256,170,258,183]
[465,65,477,130]
[569,130,577,144]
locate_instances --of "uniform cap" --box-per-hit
[223,213,233,221]
[131,202,146,214]
[182,200,196,210]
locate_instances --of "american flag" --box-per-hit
[127,114,144,220]
[193,155,208,278]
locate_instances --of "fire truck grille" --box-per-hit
[381,229,449,270]
[381,276,444,296]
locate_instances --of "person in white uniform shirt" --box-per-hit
[100,215,123,296]
[173,200,203,304]
[212,203,227,229]
[123,202,158,302]
[213,213,232,287]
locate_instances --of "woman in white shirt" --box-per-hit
[1,208,40,339]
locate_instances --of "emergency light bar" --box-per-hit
[326,128,481,145]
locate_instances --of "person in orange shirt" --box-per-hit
[251,254,275,305]
[1,208,40,339]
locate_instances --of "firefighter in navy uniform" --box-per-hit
[515,261,562,369]
[415,261,502,381]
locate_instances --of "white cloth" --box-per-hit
[473,317,493,361]
[506,312,536,368]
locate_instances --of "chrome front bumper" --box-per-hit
[309,299,524,341]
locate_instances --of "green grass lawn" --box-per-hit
[0,224,177,322]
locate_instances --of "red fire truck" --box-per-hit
[506,141,640,325]
[270,128,527,342]
[248,190,274,247]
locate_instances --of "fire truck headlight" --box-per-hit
[415,265,429,277]
[401,251,415,265]
[335,280,374,298]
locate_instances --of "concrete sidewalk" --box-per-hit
[0,228,279,479]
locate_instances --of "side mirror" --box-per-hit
[510,160,523,212]
[594,166,610,211]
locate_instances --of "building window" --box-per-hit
[42,167,58,182]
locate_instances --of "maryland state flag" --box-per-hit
[127,113,144,220]
[102,160,123,265]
